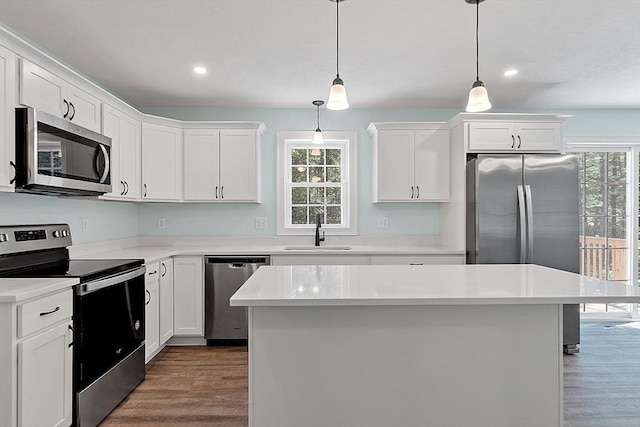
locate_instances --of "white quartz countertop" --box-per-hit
[230,264,640,307]
[74,243,463,264]
[0,277,79,303]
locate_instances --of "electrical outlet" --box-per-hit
[255,217,267,230]
[158,217,166,229]
[82,218,89,232]
[377,216,389,229]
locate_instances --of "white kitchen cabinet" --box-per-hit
[159,258,174,345]
[1,288,73,427]
[270,255,371,266]
[183,126,264,202]
[144,262,160,363]
[465,120,563,153]
[20,59,101,132]
[369,255,464,265]
[369,123,450,202]
[0,45,16,192]
[173,257,204,336]
[101,104,141,200]
[141,122,182,201]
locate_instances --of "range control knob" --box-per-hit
[0,233,8,243]
[53,230,62,238]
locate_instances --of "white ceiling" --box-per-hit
[1,0,639,110]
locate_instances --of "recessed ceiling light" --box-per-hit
[193,66,207,75]
[504,69,518,77]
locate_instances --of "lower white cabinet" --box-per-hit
[369,255,464,265]
[0,288,73,427]
[173,257,204,336]
[270,255,370,266]
[159,258,174,345]
[144,262,160,362]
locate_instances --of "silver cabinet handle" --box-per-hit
[69,102,76,120]
[161,263,167,277]
[511,135,515,149]
[524,185,534,263]
[221,186,224,199]
[517,185,526,263]
[124,181,129,195]
[143,184,147,197]
[410,186,414,199]
[416,186,420,199]
[517,135,522,149]
[120,181,125,196]
[62,99,70,118]
[215,186,219,199]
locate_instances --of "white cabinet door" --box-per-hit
[20,59,101,133]
[219,129,258,201]
[183,129,220,200]
[0,45,16,192]
[141,122,182,200]
[173,257,204,336]
[145,279,160,362]
[414,130,450,201]
[159,258,174,345]
[102,105,141,200]
[376,130,414,201]
[468,122,515,151]
[516,122,562,152]
[18,321,72,427]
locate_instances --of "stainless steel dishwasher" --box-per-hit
[205,256,270,344]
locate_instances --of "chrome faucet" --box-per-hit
[315,212,325,247]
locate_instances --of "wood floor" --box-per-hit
[101,320,639,426]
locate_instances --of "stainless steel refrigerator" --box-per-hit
[466,154,580,354]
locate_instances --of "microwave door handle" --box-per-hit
[96,144,110,184]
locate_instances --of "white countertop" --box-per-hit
[0,277,79,303]
[230,264,640,306]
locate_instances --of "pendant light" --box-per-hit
[465,0,491,112]
[327,0,349,110]
[312,100,325,145]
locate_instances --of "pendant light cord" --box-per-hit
[336,0,340,78]
[475,0,479,81]
[316,104,321,131]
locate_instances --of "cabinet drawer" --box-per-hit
[145,262,160,283]
[370,255,464,265]
[18,289,73,338]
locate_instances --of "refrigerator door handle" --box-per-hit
[517,185,527,263]
[525,185,534,263]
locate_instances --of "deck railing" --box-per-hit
[580,236,632,282]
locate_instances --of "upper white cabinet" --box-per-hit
[141,122,182,201]
[448,113,568,153]
[101,104,141,200]
[20,59,101,132]
[369,123,450,202]
[0,45,16,192]
[183,125,265,202]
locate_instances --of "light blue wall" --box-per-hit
[0,192,139,244]
[1,107,638,243]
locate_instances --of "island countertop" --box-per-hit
[230,264,640,307]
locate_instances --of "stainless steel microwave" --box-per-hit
[14,107,112,196]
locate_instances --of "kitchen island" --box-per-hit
[230,264,640,427]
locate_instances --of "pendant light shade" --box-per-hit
[312,100,325,145]
[327,0,349,110]
[465,0,491,112]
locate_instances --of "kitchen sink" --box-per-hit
[284,246,352,251]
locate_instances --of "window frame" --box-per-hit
[276,130,358,236]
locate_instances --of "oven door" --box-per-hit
[74,266,145,390]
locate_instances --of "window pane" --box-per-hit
[607,184,626,216]
[584,182,604,216]
[292,187,308,204]
[607,216,627,240]
[292,207,307,224]
[583,216,605,238]
[292,167,307,183]
[309,206,324,224]
[327,167,341,183]
[326,206,341,224]
[607,248,629,281]
[38,151,51,168]
[326,149,341,165]
[581,244,607,279]
[309,167,324,183]
[291,149,306,165]
[607,152,627,184]
[309,149,324,165]
[52,152,62,168]
[327,187,341,204]
[584,152,605,183]
[309,187,324,204]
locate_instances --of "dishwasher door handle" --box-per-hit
[228,263,247,269]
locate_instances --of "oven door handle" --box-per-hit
[79,266,146,295]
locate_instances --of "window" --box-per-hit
[277,131,357,235]
[567,137,640,317]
